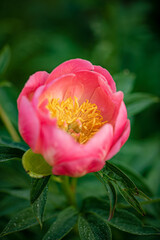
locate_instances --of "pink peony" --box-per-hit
[17,59,130,177]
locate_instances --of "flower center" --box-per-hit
[46,97,107,144]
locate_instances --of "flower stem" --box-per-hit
[71,177,77,192]
[61,176,77,207]
[0,104,20,142]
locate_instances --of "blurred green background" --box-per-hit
[0,0,160,240]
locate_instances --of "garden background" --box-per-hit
[0,0,160,240]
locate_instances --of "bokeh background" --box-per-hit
[0,0,160,240]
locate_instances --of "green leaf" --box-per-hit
[117,186,145,215]
[30,176,50,204]
[113,70,135,94]
[95,172,117,220]
[105,180,117,220]
[0,45,11,75]
[0,208,38,237]
[0,207,57,237]
[43,207,78,240]
[0,188,29,200]
[78,213,112,240]
[0,137,29,151]
[110,161,152,196]
[125,92,159,117]
[32,186,48,228]
[82,197,160,236]
[99,162,148,215]
[0,146,25,162]
[104,162,136,190]
[22,149,52,178]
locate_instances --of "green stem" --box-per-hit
[71,177,77,192]
[61,176,77,207]
[0,105,20,142]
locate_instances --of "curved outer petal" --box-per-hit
[94,65,116,93]
[106,120,130,160]
[17,71,49,109]
[52,158,105,177]
[112,101,127,145]
[37,123,113,177]
[46,58,94,84]
[18,96,40,150]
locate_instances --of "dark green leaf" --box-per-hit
[32,186,48,227]
[105,180,117,220]
[0,136,29,151]
[0,146,24,162]
[0,207,57,237]
[82,197,160,236]
[95,172,117,220]
[104,162,136,190]
[111,161,152,196]
[78,213,112,240]
[98,162,149,215]
[113,70,135,94]
[30,176,50,204]
[0,196,29,218]
[0,45,11,75]
[43,207,78,240]
[0,188,29,200]
[125,93,159,117]
[117,186,145,215]
[22,149,52,178]
[0,208,38,237]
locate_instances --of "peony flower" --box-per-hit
[17,59,130,177]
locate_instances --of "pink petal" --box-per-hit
[39,73,84,103]
[52,158,105,177]
[46,58,94,84]
[106,120,130,160]
[112,101,127,145]
[85,123,113,161]
[74,71,100,103]
[31,85,53,124]
[17,71,49,109]
[38,123,113,177]
[89,74,123,122]
[94,65,116,92]
[18,96,40,150]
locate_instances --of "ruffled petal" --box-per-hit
[18,96,40,150]
[52,158,105,177]
[46,58,94,84]
[94,65,116,92]
[17,71,49,109]
[112,101,127,145]
[38,123,113,177]
[106,120,130,160]
[74,71,100,103]
[89,74,123,122]
[39,73,84,103]
[84,123,113,161]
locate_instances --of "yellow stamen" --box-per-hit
[46,97,107,144]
